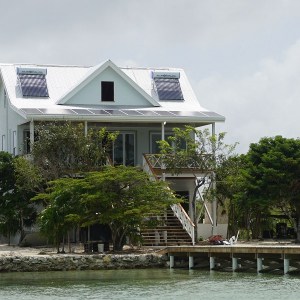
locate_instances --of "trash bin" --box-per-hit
[98,243,104,253]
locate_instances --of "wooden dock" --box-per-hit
[162,244,300,275]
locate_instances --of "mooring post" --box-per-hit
[210,257,215,270]
[257,257,263,273]
[284,257,290,274]
[189,255,194,269]
[232,257,238,271]
[169,255,174,269]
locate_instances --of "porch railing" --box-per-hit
[142,154,195,245]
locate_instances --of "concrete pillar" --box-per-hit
[210,256,215,270]
[170,255,174,268]
[284,258,290,274]
[189,255,194,269]
[257,257,263,273]
[232,257,238,271]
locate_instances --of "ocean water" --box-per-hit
[0,269,299,300]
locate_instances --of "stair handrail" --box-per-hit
[171,203,195,245]
[143,154,195,245]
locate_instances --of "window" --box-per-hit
[110,132,135,166]
[150,132,186,154]
[17,68,49,98]
[150,132,173,154]
[101,81,114,101]
[23,130,30,154]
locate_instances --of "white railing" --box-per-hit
[171,203,195,245]
[142,155,158,181]
[143,154,195,245]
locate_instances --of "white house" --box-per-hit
[0,59,225,246]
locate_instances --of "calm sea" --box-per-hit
[0,269,299,300]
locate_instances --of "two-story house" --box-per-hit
[0,59,225,246]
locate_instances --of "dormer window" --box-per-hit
[153,71,184,101]
[17,67,49,97]
[101,81,114,101]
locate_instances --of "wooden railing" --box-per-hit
[170,203,195,245]
[142,154,195,245]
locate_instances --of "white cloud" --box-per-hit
[197,39,300,153]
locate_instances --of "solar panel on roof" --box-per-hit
[202,111,223,117]
[18,74,49,97]
[154,111,176,116]
[89,109,110,115]
[170,111,208,117]
[105,110,126,116]
[72,109,94,115]
[137,111,160,116]
[121,110,143,116]
[21,108,43,115]
[154,78,184,101]
[39,108,74,115]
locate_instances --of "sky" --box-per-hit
[1,0,300,153]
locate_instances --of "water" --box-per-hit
[0,269,300,300]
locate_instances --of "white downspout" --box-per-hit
[212,123,217,235]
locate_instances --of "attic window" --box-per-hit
[153,71,184,101]
[17,68,49,97]
[101,81,114,101]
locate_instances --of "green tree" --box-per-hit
[0,153,37,244]
[244,136,300,241]
[35,166,180,251]
[31,122,118,180]
[33,177,83,252]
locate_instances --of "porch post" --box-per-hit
[29,120,34,153]
[212,123,217,235]
[84,121,88,136]
[161,121,166,181]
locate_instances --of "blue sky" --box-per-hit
[1,0,300,153]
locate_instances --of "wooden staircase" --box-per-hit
[140,207,193,246]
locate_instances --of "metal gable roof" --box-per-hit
[0,60,225,124]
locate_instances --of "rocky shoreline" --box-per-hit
[0,245,168,273]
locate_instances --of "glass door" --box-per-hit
[112,132,135,166]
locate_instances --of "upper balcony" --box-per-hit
[143,153,208,179]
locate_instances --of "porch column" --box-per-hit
[29,120,34,153]
[84,121,88,136]
[212,123,217,235]
[161,121,166,181]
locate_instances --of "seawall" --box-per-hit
[0,253,168,272]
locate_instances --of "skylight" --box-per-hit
[17,67,49,98]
